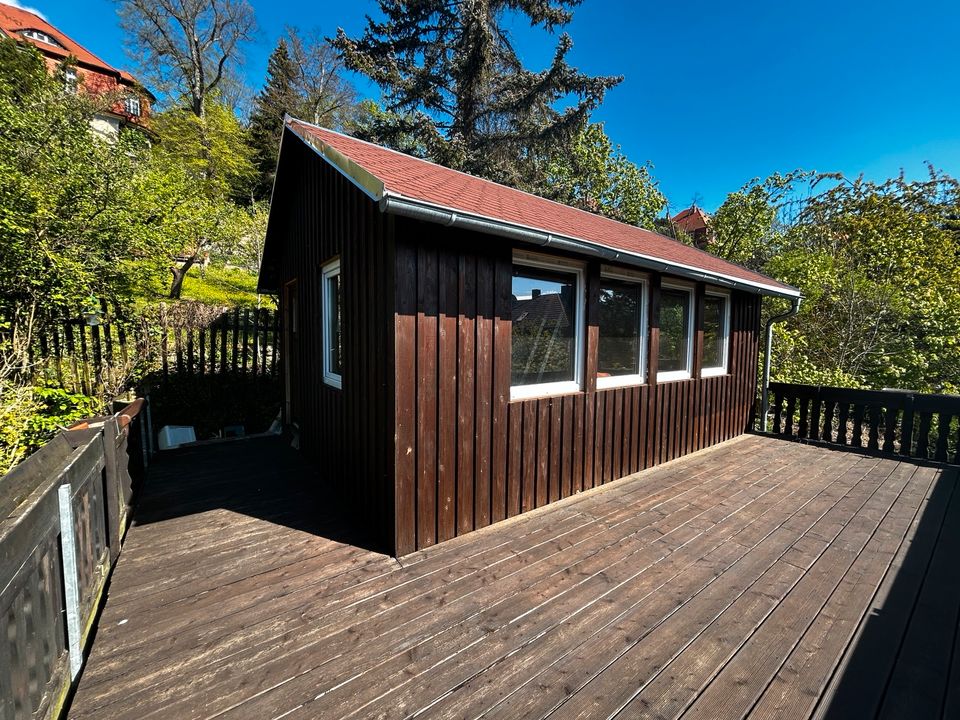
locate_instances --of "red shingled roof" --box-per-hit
[288,120,797,295]
[0,1,139,88]
[672,205,711,233]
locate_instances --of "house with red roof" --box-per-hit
[258,117,800,556]
[671,204,712,247]
[0,1,153,136]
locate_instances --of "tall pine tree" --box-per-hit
[248,38,299,199]
[332,0,621,192]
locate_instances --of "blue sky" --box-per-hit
[19,0,960,212]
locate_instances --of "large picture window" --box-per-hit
[510,255,583,399]
[322,258,342,389]
[658,284,693,381]
[701,290,730,376]
[597,271,647,388]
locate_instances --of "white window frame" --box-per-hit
[700,288,731,377]
[510,251,585,401]
[321,258,342,389]
[657,281,695,383]
[124,96,141,117]
[597,266,649,390]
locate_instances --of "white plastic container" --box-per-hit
[157,425,196,450]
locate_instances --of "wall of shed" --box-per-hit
[393,218,762,555]
[275,135,395,552]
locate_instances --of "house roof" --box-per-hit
[277,118,800,298]
[0,1,144,90]
[671,205,711,233]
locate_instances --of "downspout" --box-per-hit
[759,296,802,431]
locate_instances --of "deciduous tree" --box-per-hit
[117,0,256,117]
[545,122,666,228]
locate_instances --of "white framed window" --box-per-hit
[597,266,648,389]
[64,67,77,94]
[322,258,342,389]
[124,96,142,117]
[510,251,584,400]
[657,281,694,382]
[701,289,731,377]
[20,29,63,47]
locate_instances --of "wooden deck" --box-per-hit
[67,433,960,720]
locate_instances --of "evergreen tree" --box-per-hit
[332,0,622,192]
[249,38,299,200]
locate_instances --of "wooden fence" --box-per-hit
[0,400,147,720]
[765,382,960,464]
[33,303,279,396]
[158,305,280,379]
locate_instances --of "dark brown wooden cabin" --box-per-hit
[258,118,801,557]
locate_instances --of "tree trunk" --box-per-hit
[169,255,197,299]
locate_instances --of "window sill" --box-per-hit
[597,374,646,390]
[701,367,728,378]
[657,370,692,383]
[323,374,342,390]
[510,380,581,401]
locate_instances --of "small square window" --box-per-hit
[657,284,694,382]
[510,254,583,399]
[322,259,342,388]
[701,291,730,377]
[597,272,647,389]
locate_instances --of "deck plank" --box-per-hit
[66,436,960,720]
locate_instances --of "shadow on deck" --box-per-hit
[67,434,960,719]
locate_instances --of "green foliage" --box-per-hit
[153,102,257,201]
[0,381,100,474]
[752,169,960,393]
[545,123,666,228]
[709,181,778,268]
[24,385,100,446]
[0,39,183,374]
[0,379,39,473]
[333,0,622,192]
[179,265,274,308]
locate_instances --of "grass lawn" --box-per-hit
[143,264,276,308]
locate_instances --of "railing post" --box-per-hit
[100,421,122,563]
[57,483,84,680]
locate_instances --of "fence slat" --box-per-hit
[821,400,835,443]
[867,405,881,450]
[837,403,849,445]
[241,308,251,373]
[935,413,951,462]
[231,308,240,374]
[883,407,897,453]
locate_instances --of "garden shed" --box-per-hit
[258,118,802,556]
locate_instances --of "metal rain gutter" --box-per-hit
[380,193,802,300]
[759,295,802,430]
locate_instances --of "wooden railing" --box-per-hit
[765,382,960,464]
[0,400,147,720]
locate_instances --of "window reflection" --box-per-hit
[511,266,577,386]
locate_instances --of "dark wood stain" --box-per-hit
[392,220,762,554]
[273,133,395,553]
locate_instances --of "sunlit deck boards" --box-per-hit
[68,434,960,720]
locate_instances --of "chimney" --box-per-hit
[532,289,541,298]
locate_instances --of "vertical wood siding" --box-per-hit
[275,135,395,551]
[393,218,761,555]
